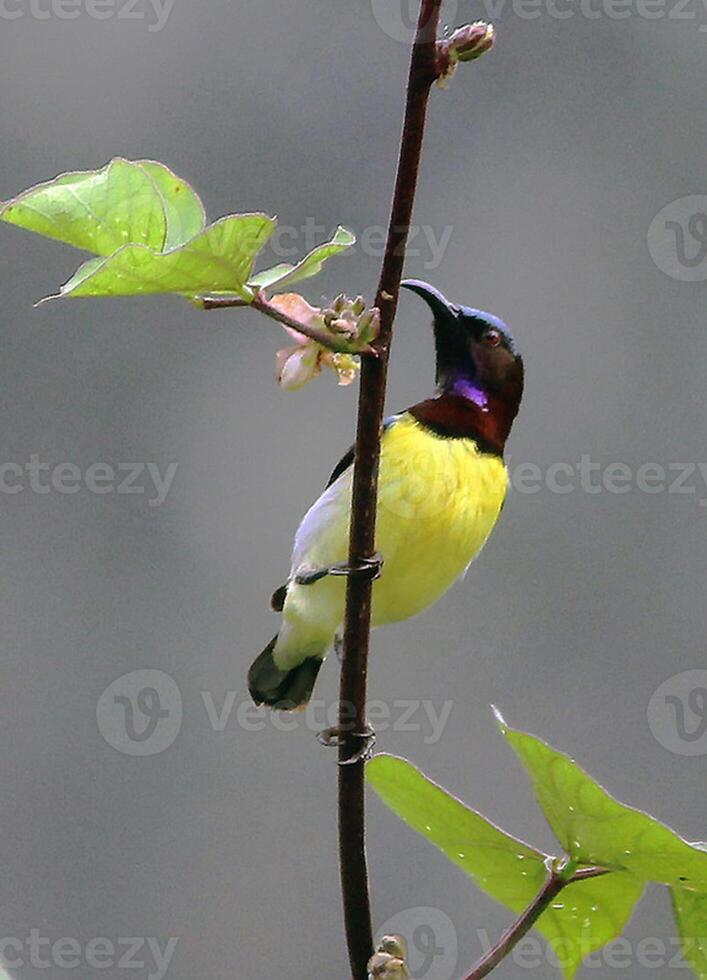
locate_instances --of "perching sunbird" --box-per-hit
[248,280,524,709]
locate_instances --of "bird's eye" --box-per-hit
[484,329,502,348]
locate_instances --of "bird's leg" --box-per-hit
[295,552,383,586]
[317,723,377,765]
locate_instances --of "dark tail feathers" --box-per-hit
[248,636,323,710]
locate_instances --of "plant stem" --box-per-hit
[462,866,610,979]
[337,2,443,978]
[200,292,361,353]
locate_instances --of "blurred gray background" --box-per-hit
[0,1,705,978]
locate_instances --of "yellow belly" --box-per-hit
[371,414,508,623]
[276,414,508,667]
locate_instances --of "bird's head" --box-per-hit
[402,279,522,395]
[401,279,524,450]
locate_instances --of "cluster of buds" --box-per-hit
[368,936,410,980]
[437,22,495,86]
[271,292,380,391]
[321,294,380,348]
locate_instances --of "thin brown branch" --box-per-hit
[198,296,249,310]
[463,865,611,980]
[336,1,444,978]
[199,292,362,353]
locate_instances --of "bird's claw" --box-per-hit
[330,553,384,582]
[317,724,377,764]
[295,553,383,587]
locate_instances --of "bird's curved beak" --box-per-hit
[400,279,459,325]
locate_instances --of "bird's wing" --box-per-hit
[280,414,405,588]
[269,465,352,607]
[289,467,352,575]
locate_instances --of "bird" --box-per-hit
[248,280,524,710]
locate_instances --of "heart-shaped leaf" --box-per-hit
[2,161,356,306]
[1,158,170,255]
[496,710,707,888]
[136,160,206,250]
[367,754,644,978]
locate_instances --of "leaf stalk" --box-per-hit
[463,865,610,980]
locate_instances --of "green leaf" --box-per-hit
[136,160,206,250]
[51,214,275,301]
[367,754,644,978]
[672,884,707,978]
[251,226,354,292]
[0,158,170,255]
[496,710,707,888]
[248,263,297,290]
[1,160,353,304]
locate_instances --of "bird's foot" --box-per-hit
[329,553,384,582]
[317,723,377,765]
[295,553,383,587]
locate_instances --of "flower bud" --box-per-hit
[356,306,379,345]
[448,21,495,62]
[271,291,378,390]
[367,952,409,979]
[368,935,409,979]
[276,342,320,391]
[378,936,407,960]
